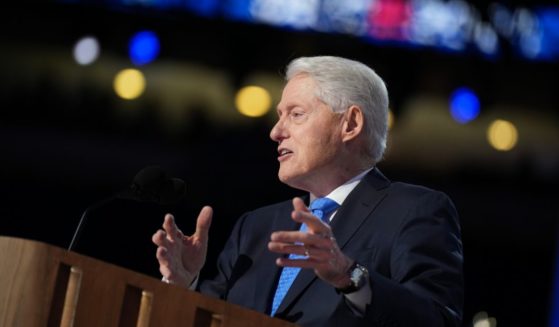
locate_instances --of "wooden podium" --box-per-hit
[0,237,296,327]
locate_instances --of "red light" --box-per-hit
[368,0,411,40]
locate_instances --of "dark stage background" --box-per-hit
[1,2,558,326]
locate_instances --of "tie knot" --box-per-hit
[309,197,339,222]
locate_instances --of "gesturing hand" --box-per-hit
[152,206,213,288]
[268,198,353,288]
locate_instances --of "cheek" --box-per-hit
[292,121,341,165]
[299,139,336,168]
[309,130,339,153]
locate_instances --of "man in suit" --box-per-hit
[152,56,463,326]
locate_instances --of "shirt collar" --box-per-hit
[310,166,374,206]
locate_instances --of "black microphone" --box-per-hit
[67,166,186,251]
[118,166,186,205]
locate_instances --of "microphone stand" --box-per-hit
[67,194,117,251]
[66,165,186,252]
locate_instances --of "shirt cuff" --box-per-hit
[161,275,199,290]
[343,278,371,316]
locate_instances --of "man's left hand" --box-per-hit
[268,197,353,289]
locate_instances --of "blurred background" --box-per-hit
[1,0,558,326]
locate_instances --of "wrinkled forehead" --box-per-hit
[282,74,319,99]
[277,75,321,108]
[276,82,333,118]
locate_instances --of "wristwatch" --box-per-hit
[336,261,369,294]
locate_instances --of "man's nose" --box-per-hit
[270,119,285,142]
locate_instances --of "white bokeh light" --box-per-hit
[73,36,100,65]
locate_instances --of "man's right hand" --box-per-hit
[151,206,213,288]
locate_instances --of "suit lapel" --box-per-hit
[275,168,390,315]
[253,199,301,313]
[330,168,390,250]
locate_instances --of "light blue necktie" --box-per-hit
[270,197,340,316]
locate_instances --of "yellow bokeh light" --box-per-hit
[473,311,497,327]
[114,68,146,100]
[387,109,395,130]
[487,119,518,151]
[235,86,272,118]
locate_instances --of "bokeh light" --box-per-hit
[73,36,100,65]
[487,119,518,151]
[450,87,480,124]
[474,22,499,55]
[129,31,160,66]
[113,69,146,100]
[388,109,395,130]
[235,86,272,117]
[473,311,497,327]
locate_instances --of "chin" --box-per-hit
[278,172,309,192]
[277,172,292,185]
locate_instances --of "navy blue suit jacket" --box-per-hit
[199,168,463,326]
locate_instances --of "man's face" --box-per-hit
[270,74,345,193]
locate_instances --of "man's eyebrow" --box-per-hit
[278,103,298,111]
[275,104,290,114]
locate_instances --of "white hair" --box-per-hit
[285,56,389,163]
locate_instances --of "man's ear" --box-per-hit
[341,105,364,142]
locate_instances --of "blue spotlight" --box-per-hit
[185,0,220,17]
[450,87,480,124]
[129,31,160,66]
[538,8,559,60]
[223,0,252,21]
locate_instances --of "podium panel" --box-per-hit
[0,236,296,327]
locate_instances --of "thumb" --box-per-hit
[195,206,213,242]
[292,197,310,213]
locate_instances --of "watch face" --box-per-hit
[350,264,367,288]
[338,263,368,294]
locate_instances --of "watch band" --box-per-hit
[336,261,369,294]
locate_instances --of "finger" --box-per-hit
[162,214,182,241]
[303,247,337,262]
[292,197,309,213]
[270,231,333,248]
[293,211,332,235]
[159,265,171,279]
[156,247,170,266]
[194,206,213,243]
[268,241,307,256]
[268,242,335,261]
[291,200,331,235]
[152,229,168,246]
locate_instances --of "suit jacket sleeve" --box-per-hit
[334,190,463,327]
[197,212,247,300]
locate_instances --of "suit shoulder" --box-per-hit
[365,168,452,203]
[249,199,294,214]
[381,181,458,219]
[388,181,452,201]
[236,199,294,227]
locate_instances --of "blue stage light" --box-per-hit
[537,8,559,60]
[551,250,559,327]
[185,0,220,17]
[223,0,252,21]
[450,87,480,124]
[129,31,160,66]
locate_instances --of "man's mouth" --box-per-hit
[278,148,293,160]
